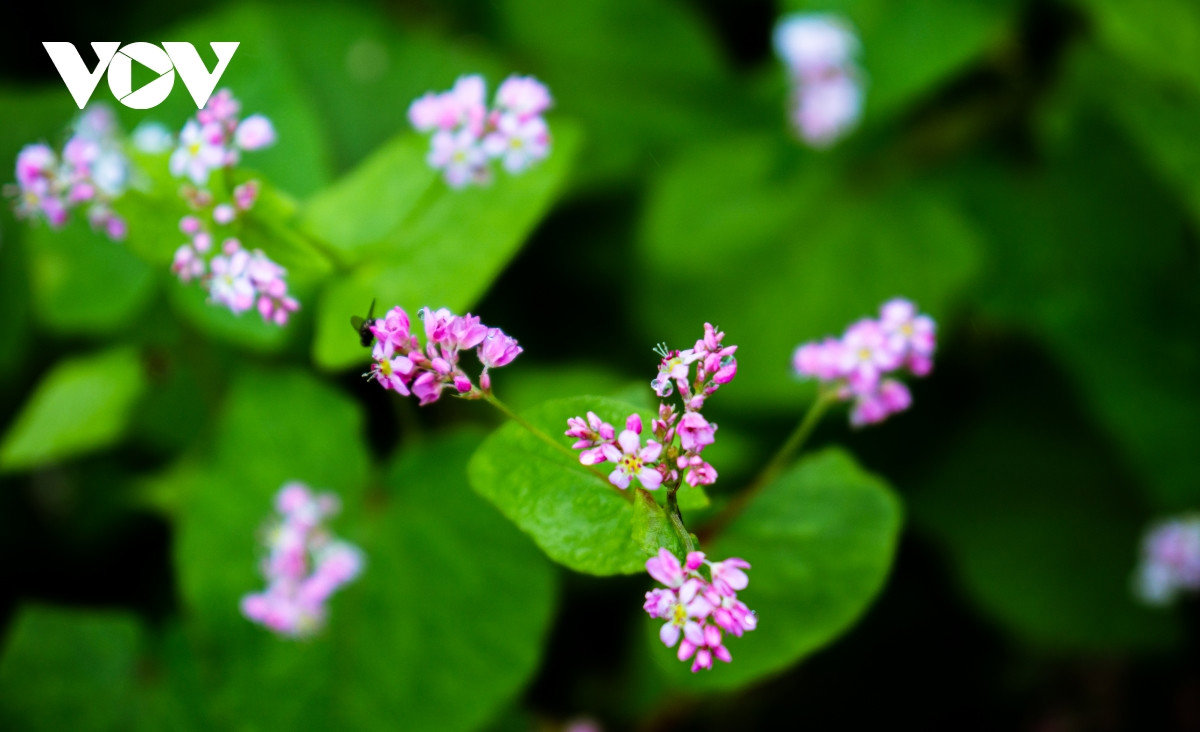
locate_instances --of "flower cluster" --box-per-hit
[364,305,522,405]
[241,482,364,638]
[792,298,935,426]
[8,105,129,240]
[169,88,276,186]
[409,74,553,188]
[170,180,297,325]
[166,90,294,325]
[773,13,864,148]
[643,548,757,672]
[1134,516,1200,606]
[567,324,737,491]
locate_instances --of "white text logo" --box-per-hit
[43,41,239,109]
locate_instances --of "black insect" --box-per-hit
[350,298,377,348]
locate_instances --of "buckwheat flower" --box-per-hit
[408,92,450,132]
[131,121,173,153]
[478,327,523,369]
[601,416,663,490]
[412,371,446,406]
[839,318,901,391]
[1134,516,1200,605]
[242,483,363,639]
[483,114,550,173]
[447,313,489,350]
[566,411,616,465]
[792,74,864,149]
[371,355,415,395]
[677,411,717,454]
[449,74,488,135]
[792,337,845,380]
[644,548,755,672]
[16,143,56,188]
[235,114,276,151]
[879,297,937,376]
[428,128,488,188]
[495,75,553,118]
[170,119,226,185]
[370,306,414,360]
[209,248,256,313]
[233,180,260,210]
[199,89,241,127]
[213,203,235,224]
[774,13,859,78]
[171,244,205,281]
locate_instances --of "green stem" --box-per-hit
[701,390,836,540]
[483,393,632,502]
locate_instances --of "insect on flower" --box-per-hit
[350,298,377,348]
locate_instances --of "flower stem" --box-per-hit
[700,389,836,540]
[483,392,632,502]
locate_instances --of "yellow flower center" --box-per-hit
[620,454,643,473]
[380,359,394,377]
[672,603,687,625]
[188,142,201,155]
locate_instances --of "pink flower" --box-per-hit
[839,319,901,391]
[774,14,860,79]
[370,306,413,360]
[677,411,717,453]
[879,298,937,376]
[209,249,256,313]
[170,120,227,185]
[242,483,363,638]
[428,128,488,188]
[482,114,550,173]
[566,411,616,465]
[792,337,845,380]
[171,244,205,282]
[235,114,276,151]
[478,327,523,369]
[644,548,755,672]
[1135,517,1200,605]
[15,143,56,188]
[412,371,445,406]
[233,180,260,210]
[495,75,553,118]
[447,313,489,350]
[213,203,235,224]
[601,420,663,490]
[792,74,863,149]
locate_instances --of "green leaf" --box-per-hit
[633,487,685,558]
[1068,0,1200,94]
[309,123,581,370]
[0,347,147,472]
[468,396,656,575]
[653,448,902,690]
[27,221,155,335]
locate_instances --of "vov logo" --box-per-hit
[43,42,239,110]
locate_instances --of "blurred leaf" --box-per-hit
[27,221,156,334]
[653,447,902,690]
[0,606,196,731]
[1069,0,1200,94]
[1064,45,1200,227]
[637,153,982,409]
[949,122,1200,508]
[784,0,1017,117]
[908,379,1178,651]
[495,0,749,188]
[469,396,655,575]
[309,123,581,370]
[329,432,557,731]
[0,346,146,472]
[501,363,636,413]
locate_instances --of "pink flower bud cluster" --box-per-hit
[1134,516,1200,606]
[643,548,757,672]
[409,74,553,188]
[8,105,129,240]
[169,89,276,186]
[364,305,523,405]
[792,298,935,427]
[773,13,864,148]
[241,482,364,638]
[170,180,298,325]
[566,324,736,491]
